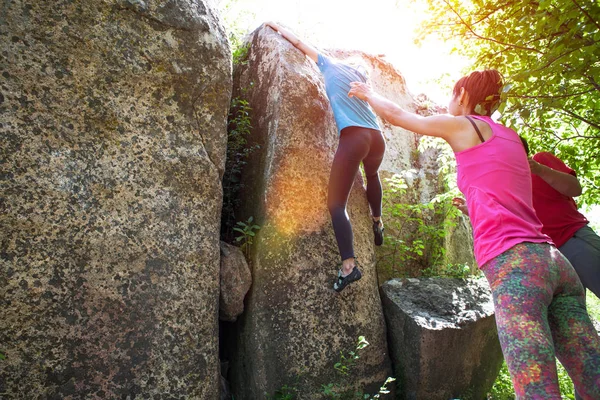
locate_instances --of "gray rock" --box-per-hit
[0,0,230,398]
[226,26,392,399]
[381,277,503,400]
[219,241,252,322]
[444,215,478,271]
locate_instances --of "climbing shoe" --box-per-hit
[333,265,362,292]
[373,219,384,246]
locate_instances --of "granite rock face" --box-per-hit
[226,26,392,399]
[0,0,230,398]
[219,241,252,322]
[381,278,504,400]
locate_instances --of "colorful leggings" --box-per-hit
[482,242,600,399]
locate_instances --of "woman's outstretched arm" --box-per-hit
[264,22,318,63]
[348,82,461,141]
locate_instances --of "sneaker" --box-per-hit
[373,219,384,246]
[333,266,362,292]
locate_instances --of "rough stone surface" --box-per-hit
[445,215,478,271]
[0,1,230,398]
[219,241,252,322]
[381,278,503,400]
[226,26,392,399]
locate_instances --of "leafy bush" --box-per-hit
[220,94,260,243]
[233,216,260,258]
[377,173,466,279]
[218,2,257,245]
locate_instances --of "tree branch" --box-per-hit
[442,0,544,54]
[560,109,600,131]
[572,0,600,31]
[588,75,600,92]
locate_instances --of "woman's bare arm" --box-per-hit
[348,82,463,140]
[264,22,318,63]
[528,158,582,197]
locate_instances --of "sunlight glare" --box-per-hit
[218,0,470,104]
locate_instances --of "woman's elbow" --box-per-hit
[566,179,583,197]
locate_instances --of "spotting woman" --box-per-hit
[349,70,600,398]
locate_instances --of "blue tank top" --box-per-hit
[317,54,380,135]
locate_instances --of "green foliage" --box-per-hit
[233,216,260,258]
[487,362,513,400]
[218,0,256,63]
[587,290,600,321]
[422,262,472,280]
[267,384,298,400]
[378,173,466,278]
[321,337,395,400]
[232,41,250,66]
[217,2,258,247]
[417,0,600,206]
[0,352,5,360]
[376,135,477,279]
[333,336,369,377]
[220,95,259,243]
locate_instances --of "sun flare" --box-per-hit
[218,0,469,105]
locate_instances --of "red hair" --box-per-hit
[452,70,504,116]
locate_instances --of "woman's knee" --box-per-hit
[364,170,380,181]
[363,159,383,178]
[327,200,345,217]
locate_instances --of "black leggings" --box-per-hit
[327,126,385,261]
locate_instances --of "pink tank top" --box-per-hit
[455,115,551,267]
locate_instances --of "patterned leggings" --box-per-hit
[482,242,600,399]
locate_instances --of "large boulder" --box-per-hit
[381,278,503,400]
[226,26,392,399]
[0,0,230,398]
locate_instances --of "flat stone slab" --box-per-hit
[381,277,504,400]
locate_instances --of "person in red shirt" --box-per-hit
[528,150,600,301]
[454,142,600,301]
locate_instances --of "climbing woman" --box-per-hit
[265,22,385,292]
[349,69,600,398]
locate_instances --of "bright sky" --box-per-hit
[217,0,470,104]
